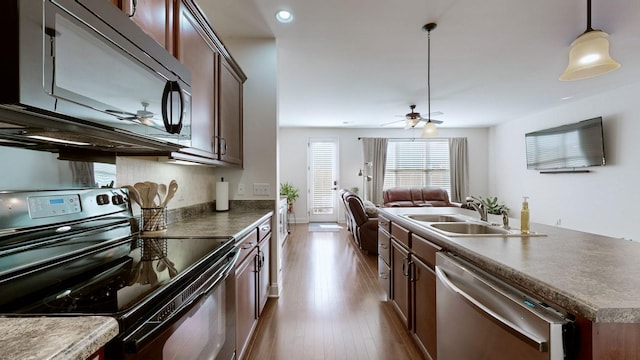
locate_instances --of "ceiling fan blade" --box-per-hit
[380,119,405,126]
[430,119,444,124]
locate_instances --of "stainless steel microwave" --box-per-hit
[0,0,191,151]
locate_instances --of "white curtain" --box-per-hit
[361,137,388,205]
[449,137,469,203]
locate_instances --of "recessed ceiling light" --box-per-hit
[275,10,294,23]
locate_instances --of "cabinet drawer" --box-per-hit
[237,229,258,263]
[258,218,272,241]
[378,214,390,233]
[411,233,441,269]
[378,256,390,298]
[378,229,390,265]
[391,222,410,248]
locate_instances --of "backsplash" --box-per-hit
[116,157,220,210]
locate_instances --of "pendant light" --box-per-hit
[421,23,439,137]
[559,0,620,81]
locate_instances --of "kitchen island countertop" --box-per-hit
[379,206,640,323]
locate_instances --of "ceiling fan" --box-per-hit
[380,105,444,129]
[106,102,155,124]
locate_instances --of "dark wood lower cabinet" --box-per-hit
[412,255,437,360]
[235,246,257,360]
[391,238,410,329]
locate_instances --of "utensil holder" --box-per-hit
[140,207,167,236]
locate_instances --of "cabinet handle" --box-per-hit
[241,242,254,250]
[261,226,270,232]
[127,0,138,17]
[379,272,389,280]
[379,243,387,249]
[409,261,416,282]
[221,137,227,155]
[401,257,409,277]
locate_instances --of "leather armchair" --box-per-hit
[341,190,378,254]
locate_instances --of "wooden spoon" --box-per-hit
[160,180,178,208]
[134,182,150,208]
[146,182,158,207]
[123,185,143,207]
[157,183,167,206]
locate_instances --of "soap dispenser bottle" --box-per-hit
[520,196,530,234]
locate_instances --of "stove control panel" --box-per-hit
[28,194,82,219]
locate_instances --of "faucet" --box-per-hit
[501,209,510,230]
[465,196,488,222]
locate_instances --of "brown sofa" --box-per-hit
[339,189,378,254]
[382,186,461,207]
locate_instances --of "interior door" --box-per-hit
[308,138,338,222]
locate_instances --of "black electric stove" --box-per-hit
[0,188,235,331]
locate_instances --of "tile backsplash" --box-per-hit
[116,157,220,210]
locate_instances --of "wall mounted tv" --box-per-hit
[525,117,605,172]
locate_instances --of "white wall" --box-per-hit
[279,127,489,223]
[490,82,640,241]
[215,39,278,202]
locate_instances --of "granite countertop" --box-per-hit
[379,206,640,323]
[0,316,118,360]
[0,207,273,360]
[164,208,273,240]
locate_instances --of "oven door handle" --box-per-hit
[201,248,241,296]
[122,249,240,353]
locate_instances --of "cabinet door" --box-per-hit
[176,2,217,154]
[235,247,258,360]
[218,58,243,166]
[122,0,174,53]
[391,238,410,329]
[257,236,270,315]
[412,255,437,360]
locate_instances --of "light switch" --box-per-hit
[253,183,270,196]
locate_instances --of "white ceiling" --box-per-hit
[200,0,640,129]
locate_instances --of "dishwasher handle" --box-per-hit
[435,265,549,352]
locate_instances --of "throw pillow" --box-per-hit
[363,200,378,217]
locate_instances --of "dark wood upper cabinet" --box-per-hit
[219,58,243,165]
[176,2,217,154]
[112,0,246,166]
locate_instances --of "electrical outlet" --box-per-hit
[253,183,270,196]
[237,183,245,195]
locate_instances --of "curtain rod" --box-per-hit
[357,137,452,140]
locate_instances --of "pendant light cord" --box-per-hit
[427,28,431,123]
[586,0,593,31]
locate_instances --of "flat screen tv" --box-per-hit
[525,117,605,171]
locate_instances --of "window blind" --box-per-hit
[310,141,336,215]
[383,139,450,194]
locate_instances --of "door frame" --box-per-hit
[307,137,339,223]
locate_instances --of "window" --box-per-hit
[384,139,450,194]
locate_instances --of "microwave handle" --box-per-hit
[161,80,184,134]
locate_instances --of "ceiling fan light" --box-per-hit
[560,30,620,81]
[421,121,438,137]
[406,118,420,127]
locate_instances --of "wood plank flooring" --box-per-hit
[243,223,424,360]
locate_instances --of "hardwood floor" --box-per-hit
[243,223,424,360]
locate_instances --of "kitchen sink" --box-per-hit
[429,222,511,236]
[428,222,546,237]
[405,214,467,222]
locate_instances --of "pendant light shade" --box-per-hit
[559,0,620,81]
[421,23,438,138]
[421,121,439,137]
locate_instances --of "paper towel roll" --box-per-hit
[216,180,229,211]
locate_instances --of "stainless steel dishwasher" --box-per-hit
[435,252,575,360]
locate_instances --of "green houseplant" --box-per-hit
[280,182,299,212]
[481,196,509,215]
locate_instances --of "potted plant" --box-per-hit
[481,196,509,215]
[280,182,299,212]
